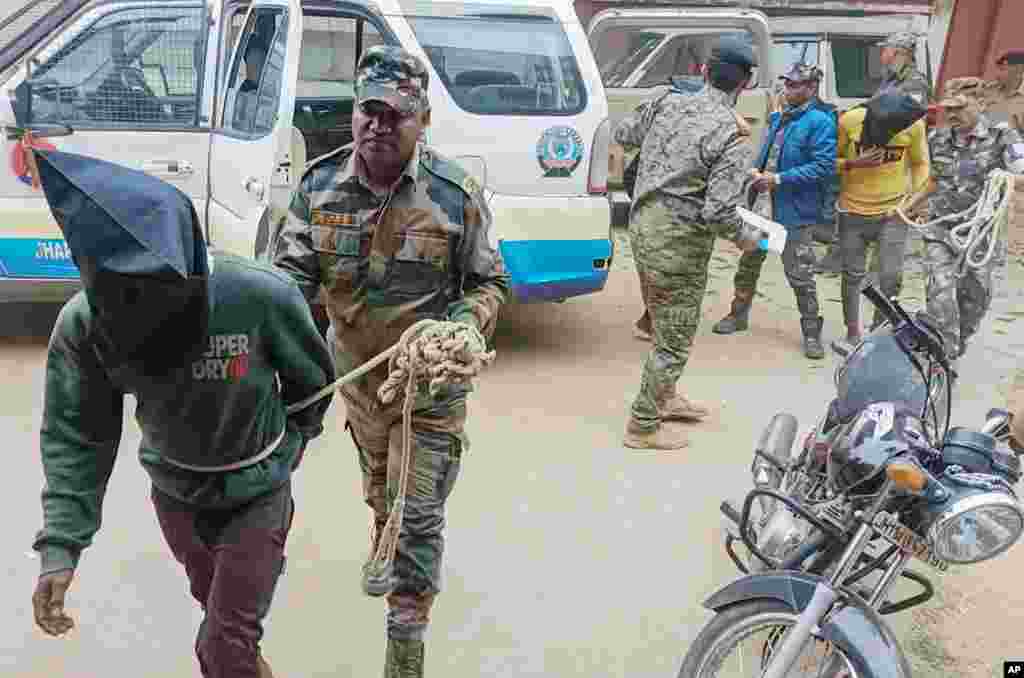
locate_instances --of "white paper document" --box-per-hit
[736,206,788,254]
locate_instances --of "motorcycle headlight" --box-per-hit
[927,491,1024,564]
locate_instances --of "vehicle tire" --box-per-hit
[678,599,859,678]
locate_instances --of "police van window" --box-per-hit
[597,32,665,87]
[294,15,385,157]
[832,36,884,99]
[773,40,820,74]
[21,6,204,127]
[298,16,383,99]
[221,8,287,136]
[405,10,586,116]
[594,28,758,89]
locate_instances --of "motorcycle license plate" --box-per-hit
[874,516,949,572]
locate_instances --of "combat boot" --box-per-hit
[384,638,425,678]
[659,394,710,422]
[713,294,753,334]
[258,654,275,678]
[800,316,825,360]
[623,418,689,450]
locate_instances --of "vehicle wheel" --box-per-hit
[678,600,859,678]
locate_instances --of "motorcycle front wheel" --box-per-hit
[678,600,859,678]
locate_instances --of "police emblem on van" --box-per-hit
[536,126,584,177]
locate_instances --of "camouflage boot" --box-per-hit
[623,418,689,450]
[384,638,425,678]
[659,394,710,422]
[800,316,825,360]
[712,293,753,334]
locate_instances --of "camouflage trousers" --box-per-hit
[628,202,715,432]
[922,238,995,359]
[341,379,466,642]
[732,225,820,318]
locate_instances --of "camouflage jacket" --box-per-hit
[613,86,756,242]
[926,116,1024,226]
[877,63,931,105]
[271,143,509,393]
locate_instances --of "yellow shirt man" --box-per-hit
[836,106,931,216]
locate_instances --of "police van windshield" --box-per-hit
[403,10,586,116]
[593,28,757,89]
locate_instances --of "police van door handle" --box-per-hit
[244,177,266,200]
[142,159,195,178]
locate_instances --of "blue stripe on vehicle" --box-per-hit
[498,239,612,303]
[0,238,80,279]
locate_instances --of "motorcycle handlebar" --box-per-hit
[859,284,952,372]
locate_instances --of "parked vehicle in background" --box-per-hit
[586,1,934,226]
[0,0,613,305]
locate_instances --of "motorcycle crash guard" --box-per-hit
[703,571,912,678]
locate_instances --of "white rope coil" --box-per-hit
[896,169,1015,276]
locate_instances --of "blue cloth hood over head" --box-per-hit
[34,149,211,374]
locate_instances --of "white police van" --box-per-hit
[0,0,612,304]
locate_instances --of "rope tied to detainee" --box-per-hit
[363,319,495,594]
[286,319,496,595]
[895,169,1016,276]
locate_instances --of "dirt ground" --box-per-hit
[906,194,1024,678]
[607,196,1024,677]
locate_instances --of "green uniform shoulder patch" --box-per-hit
[420,145,479,198]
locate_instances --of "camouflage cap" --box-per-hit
[780,62,823,83]
[941,77,985,103]
[355,45,430,115]
[878,32,917,52]
[937,93,970,109]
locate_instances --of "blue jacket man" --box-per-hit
[713,63,837,359]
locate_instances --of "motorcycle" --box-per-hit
[678,283,1023,678]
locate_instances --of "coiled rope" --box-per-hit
[896,169,1016,276]
[285,318,496,596]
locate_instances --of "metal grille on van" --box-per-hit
[16,6,205,128]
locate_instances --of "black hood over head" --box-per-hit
[859,91,928,148]
[34,149,210,375]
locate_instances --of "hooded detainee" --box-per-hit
[29,149,334,678]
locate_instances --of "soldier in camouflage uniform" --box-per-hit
[615,35,763,451]
[876,32,931,106]
[922,91,1024,363]
[271,47,509,677]
[712,63,836,360]
[982,50,1024,132]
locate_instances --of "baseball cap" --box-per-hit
[878,32,917,51]
[355,46,430,115]
[709,34,757,70]
[781,63,823,83]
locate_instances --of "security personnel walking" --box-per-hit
[713,63,836,359]
[614,35,763,451]
[982,49,1024,132]
[922,89,1024,363]
[876,31,931,105]
[271,47,508,677]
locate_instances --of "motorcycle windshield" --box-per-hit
[835,332,929,422]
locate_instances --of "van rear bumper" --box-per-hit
[488,193,613,303]
[0,277,80,303]
[499,238,612,303]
